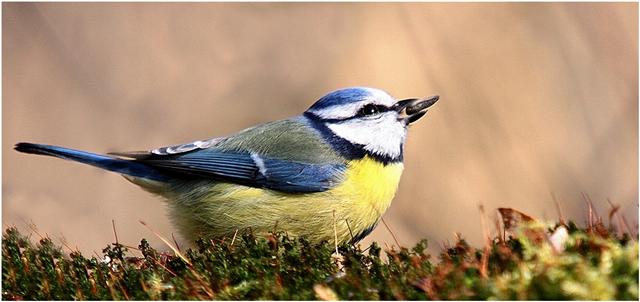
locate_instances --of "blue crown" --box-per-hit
[307,87,388,111]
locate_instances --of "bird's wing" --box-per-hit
[138,149,345,192]
[110,117,347,193]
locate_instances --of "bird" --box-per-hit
[15,87,438,245]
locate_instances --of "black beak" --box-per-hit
[393,95,439,124]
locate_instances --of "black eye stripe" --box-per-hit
[304,104,392,123]
[357,104,389,117]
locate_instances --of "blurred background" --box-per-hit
[3,3,638,255]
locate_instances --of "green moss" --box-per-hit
[2,221,637,300]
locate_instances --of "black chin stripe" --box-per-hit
[303,112,403,165]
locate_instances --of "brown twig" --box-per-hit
[230,229,239,246]
[551,192,565,225]
[606,198,623,235]
[621,215,637,240]
[345,219,355,244]
[171,233,182,253]
[139,220,191,265]
[478,204,489,278]
[332,210,339,255]
[381,216,401,248]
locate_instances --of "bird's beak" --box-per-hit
[393,95,439,124]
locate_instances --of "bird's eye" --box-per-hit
[358,104,386,116]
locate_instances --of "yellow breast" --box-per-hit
[325,156,404,241]
[334,156,404,216]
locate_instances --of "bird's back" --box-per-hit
[214,117,345,164]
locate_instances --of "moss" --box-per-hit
[2,220,637,300]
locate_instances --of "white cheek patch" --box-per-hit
[327,113,407,159]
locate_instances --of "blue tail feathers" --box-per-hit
[14,142,168,181]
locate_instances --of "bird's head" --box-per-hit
[304,87,438,162]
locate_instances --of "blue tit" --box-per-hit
[15,87,438,244]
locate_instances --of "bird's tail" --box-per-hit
[14,142,168,181]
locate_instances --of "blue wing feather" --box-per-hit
[259,159,344,192]
[139,149,345,193]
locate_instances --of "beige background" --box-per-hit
[4,3,638,255]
